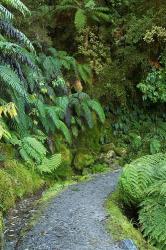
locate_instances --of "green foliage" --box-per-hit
[18,136,47,164]
[0,159,43,212]
[118,154,166,205]
[137,69,166,103]
[106,192,153,250]
[56,0,111,31]
[37,154,62,174]
[109,107,166,161]
[0,65,27,98]
[75,9,87,31]
[118,154,166,248]
[2,0,30,15]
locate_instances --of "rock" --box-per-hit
[114,147,127,157]
[99,150,116,166]
[74,152,95,171]
[101,143,115,153]
[118,239,138,250]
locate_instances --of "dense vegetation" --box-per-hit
[0,0,166,248]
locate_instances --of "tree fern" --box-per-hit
[56,0,111,31]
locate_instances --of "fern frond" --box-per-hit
[37,154,62,174]
[0,102,17,118]
[0,41,35,67]
[87,99,105,123]
[118,153,166,205]
[77,63,92,84]
[0,118,11,139]
[139,194,166,248]
[81,101,93,128]
[20,136,47,164]
[0,4,13,20]
[74,9,87,31]
[0,65,27,98]
[0,20,34,51]
[1,0,30,15]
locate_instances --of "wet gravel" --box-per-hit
[15,171,123,250]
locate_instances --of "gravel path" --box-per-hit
[17,171,123,250]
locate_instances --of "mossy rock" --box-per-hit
[114,147,127,157]
[101,143,116,153]
[74,151,95,171]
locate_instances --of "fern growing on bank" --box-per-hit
[118,153,166,205]
[118,154,166,248]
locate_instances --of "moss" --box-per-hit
[54,144,74,179]
[91,163,109,174]
[0,143,15,160]
[0,160,44,213]
[4,160,44,198]
[74,151,95,171]
[0,170,15,211]
[106,192,155,250]
[74,115,102,153]
[0,212,3,250]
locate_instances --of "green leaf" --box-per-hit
[74,9,87,31]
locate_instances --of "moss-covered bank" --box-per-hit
[106,192,155,250]
[0,159,44,247]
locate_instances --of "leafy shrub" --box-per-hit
[137,69,166,103]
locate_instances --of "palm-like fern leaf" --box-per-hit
[37,154,62,173]
[2,0,30,15]
[87,99,105,123]
[0,41,35,67]
[0,4,13,20]
[0,20,34,51]
[0,65,27,98]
